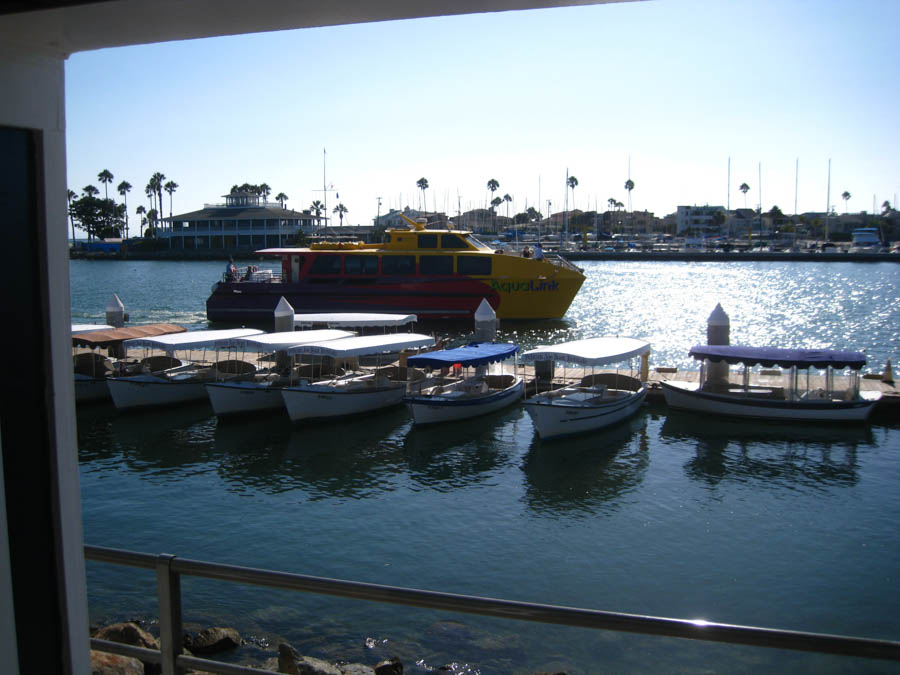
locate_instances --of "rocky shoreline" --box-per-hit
[90,621,569,675]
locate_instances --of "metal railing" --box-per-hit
[85,545,900,675]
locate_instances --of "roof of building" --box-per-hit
[165,205,319,222]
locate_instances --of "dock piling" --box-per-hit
[706,303,730,388]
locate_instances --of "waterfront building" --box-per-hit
[676,205,726,237]
[160,190,318,250]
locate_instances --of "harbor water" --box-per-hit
[73,259,900,673]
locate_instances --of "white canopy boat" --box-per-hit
[71,322,187,403]
[521,336,651,440]
[404,342,523,425]
[280,332,435,422]
[106,328,263,410]
[293,312,417,330]
[660,345,882,422]
[204,329,355,417]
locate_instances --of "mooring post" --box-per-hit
[474,298,498,378]
[105,294,127,358]
[706,303,730,388]
[274,297,294,373]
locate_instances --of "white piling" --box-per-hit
[706,303,730,388]
[474,298,498,343]
[274,297,295,372]
[105,294,126,328]
[882,358,895,385]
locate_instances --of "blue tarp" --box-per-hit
[689,345,867,370]
[406,342,518,368]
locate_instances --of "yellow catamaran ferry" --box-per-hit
[207,216,585,322]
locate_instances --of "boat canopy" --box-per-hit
[213,329,355,351]
[293,312,417,328]
[71,323,187,349]
[520,337,650,366]
[688,345,867,370]
[287,333,435,358]
[406,342,519,368]
[123,328,263,353]
[71,323,113,334]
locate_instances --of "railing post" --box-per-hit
[157,553,183,675]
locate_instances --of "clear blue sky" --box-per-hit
[65,0,900,227]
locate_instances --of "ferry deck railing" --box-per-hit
[84,545,900,675]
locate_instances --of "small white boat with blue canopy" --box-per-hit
[205,329,356,417]
[404,342,523,425]
[660,345,882,422]
[280,332,435,422]
[107,328,264,410]
[521,337,651,440]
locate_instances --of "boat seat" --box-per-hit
[73,352,113,377]
[215,359,256,376]
[141,354,183,373]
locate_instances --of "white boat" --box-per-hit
[520,337,651,440]
[848,227,883,253]
[204,329,355,417]
[71,323,187,403]
[106,328,264,410]
[404,342,524,425]
[660,345,882,422]
[281,332,435,422]
[293,312,417,330]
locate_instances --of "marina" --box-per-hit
[71,258,900,673]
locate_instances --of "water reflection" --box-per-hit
[659,411,871,487]
[521,411,650,517]
[213,408,412,500]
[402,407,527,490]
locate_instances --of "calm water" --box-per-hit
[73,259,900,673]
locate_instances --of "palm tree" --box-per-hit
[82,184,99,198]
[332,203,348,227]
[97,169,113,199]
[164,181,178,217]
[275,192,288,209]
[567,175,578,209]
[486,179,499,231]
[841,191,851,213]
[883,200,893,215]
[117,181,132,239]
[416,177,429,212]
[149,172,166,239]
[503,194,512,227]
[259,183,271,204]
[135,204,146,233]
[739,182,750,208]
[67,189,77,243]
[310,200,324,229]
[624,179,635,232]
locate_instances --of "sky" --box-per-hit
[65,0,900,228]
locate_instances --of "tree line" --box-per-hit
[67,169,178,241]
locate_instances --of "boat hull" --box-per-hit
[524,388,646,440]
[206,273,584,323]
[406,378,524,425]
[107,374,209,410]
[205,381,285,416]
[660,380,878,422]
[281,382,406,422]
[74,375,112,403]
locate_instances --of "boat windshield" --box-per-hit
[466,234,495,251]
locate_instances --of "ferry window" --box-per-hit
[309,254,342,275]
[344,255,378,275]
[381,255,415,275]
[418,234,438,249]
[419,255,453,275]
[441,234,468,249]
[457,255,492,275]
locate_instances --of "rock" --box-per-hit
[339,664,375,675]
[93,622,160,675]
[373,658,403,675]
[184,627,241,655]
[278,642,342,675]
[90,650,144,675]
[93,622,159,651]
